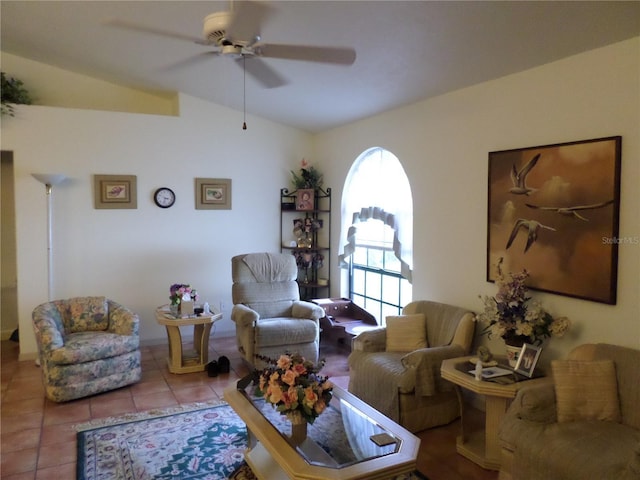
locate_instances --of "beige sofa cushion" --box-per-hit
[552,359,621,423]
[385,314,427,352]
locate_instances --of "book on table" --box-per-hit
[468,366,513,379]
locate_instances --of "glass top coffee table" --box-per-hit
[224,380,419,480]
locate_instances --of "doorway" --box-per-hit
[1,150,19,341]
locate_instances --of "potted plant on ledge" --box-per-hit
[1,72,32,117]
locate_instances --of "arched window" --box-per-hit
[339,147,413,323]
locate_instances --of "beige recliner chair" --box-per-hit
[231,252,325,369]
[348,300,475,432]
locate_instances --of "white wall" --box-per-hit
[316,37,640,366]
[3,93,312,359]
[4,38,639,365]
[2,52,177,116]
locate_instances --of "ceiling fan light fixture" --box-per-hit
[221,44,245,58]
[203,12,231,44]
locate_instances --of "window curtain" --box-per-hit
[338,148,413,282]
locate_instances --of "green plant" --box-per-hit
[1,72,32,116]
[291,159,323,190]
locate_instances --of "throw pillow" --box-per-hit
[552,359,621,423]
[65,296,109,333]
[385,314,427,352]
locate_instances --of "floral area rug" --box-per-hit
[76,401,428,480]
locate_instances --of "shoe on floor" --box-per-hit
[207,361,219,377]
[218,356,230,374]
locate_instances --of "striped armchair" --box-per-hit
[32,296,141,402]
[348,300,475,432]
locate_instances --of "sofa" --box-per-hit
[32,296,141,402]
[348,300,475,432]
[230,252,325,369]
[498,343,640,480]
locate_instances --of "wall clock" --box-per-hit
[153,187,176,208]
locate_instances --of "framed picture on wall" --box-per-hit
[94,174,137,209]
[195,178,232,210]
[486,136,621,304]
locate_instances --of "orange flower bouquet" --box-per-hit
[255,353,333,425]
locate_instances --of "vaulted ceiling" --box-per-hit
[2,1,639,132]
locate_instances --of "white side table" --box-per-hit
[155,305,222,374]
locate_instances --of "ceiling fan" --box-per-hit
[104,1,356,89]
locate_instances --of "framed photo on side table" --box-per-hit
[514,343,542,378]
[195,178,232,210]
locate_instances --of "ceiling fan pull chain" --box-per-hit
[242,55,247,130]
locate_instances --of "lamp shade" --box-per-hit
[32,173,67,186]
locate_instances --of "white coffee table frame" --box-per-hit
[224,384,420,480]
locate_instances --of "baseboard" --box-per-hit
[18,351,38,362]
[1,329,16,341]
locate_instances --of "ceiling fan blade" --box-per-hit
[258,44,356,65]
[102,18,207,45]
[159,52,220,72]
[236,56,288,89]
[226,1,274,44]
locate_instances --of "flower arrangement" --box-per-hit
[291,158,323,190]
[476,258,570,346]
[255,353,333,424]
[169,284,198,306]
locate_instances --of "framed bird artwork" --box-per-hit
[486,136,622,304]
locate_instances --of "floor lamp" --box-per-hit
[32,173,67,302]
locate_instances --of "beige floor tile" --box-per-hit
[132,390,179,410]
[172,384,219,404]
[43,400,91,426]
[40,422,77,446]
[0,448,39,476]
[1,411,43,434]
[90,396,137,418]
[1,428,41,452]
[36,442,76,469]
[35,462,76,480]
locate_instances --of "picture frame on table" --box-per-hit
[195,178,232,210]
[94,174,137,209]
[514,343,542,378]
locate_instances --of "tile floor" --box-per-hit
[1,335,497,480]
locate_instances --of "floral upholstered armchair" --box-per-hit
[32,296,141,402]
